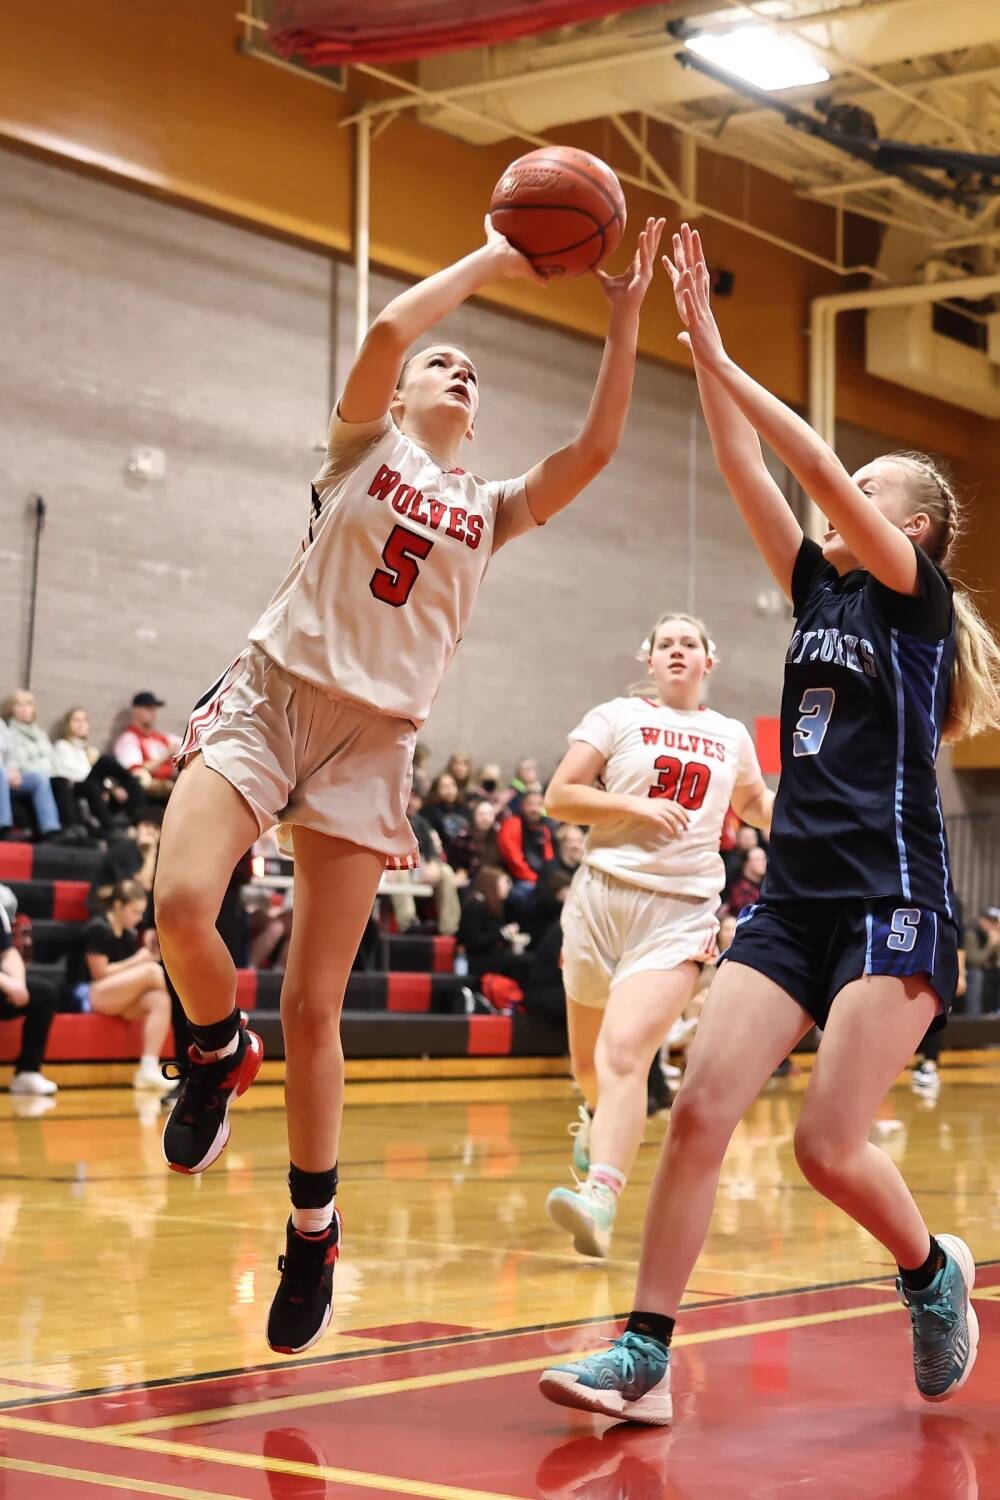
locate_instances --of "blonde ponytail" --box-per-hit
[889,452,1000,743]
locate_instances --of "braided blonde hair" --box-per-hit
[889,451,1000,742]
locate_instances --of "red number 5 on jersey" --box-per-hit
[370,523,434,608]
[649,755,711,811]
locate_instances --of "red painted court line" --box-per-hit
[349,1321,480,1342]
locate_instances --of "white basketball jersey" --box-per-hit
[250,414,536,724]
[570,696,761,897]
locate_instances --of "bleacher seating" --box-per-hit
[0,842,565,1077]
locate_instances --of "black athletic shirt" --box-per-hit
[763,537,956,914]
[65,917,138,991]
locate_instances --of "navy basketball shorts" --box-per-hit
[722,898,959,1030]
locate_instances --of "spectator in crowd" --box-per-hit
[458,865,533,985]
[445,751,474,799]
[496,789,555,908]
[0,707,63,842]
[90,812,161,913]
[507,755,543,813]
[64,879,172,1090]
[114,692,179,799]
[0,897,59,1097]
[423,772,470,853]
[391,788,462,937]
[521,867,574,1046]
[722,820,764,890]
[411,741,433,799]
[965,906,1000,1016]
[469,762,506,814]
[726,844,767,914]
[52,706,143,833]
[543,823,586,881]
[448,798,502,881]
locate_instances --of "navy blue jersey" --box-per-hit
[764,537,955,915]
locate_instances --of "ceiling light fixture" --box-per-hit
[684,25,829,92]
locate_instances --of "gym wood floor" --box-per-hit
[1,1055,998,1498]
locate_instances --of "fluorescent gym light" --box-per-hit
[685,24,830,91]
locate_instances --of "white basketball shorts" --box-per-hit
[561,865,719,1009]
[176,646,418,867]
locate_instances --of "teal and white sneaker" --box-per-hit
[547,1180,616,1258]
[568,1104,592,1177]
[897,1233,978,1402]
[539,1331,672,1425]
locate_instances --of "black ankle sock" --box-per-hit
[626,1310,674,1348]
[899,1236,945,1291]
[190,1008,240,1055]
[288,1162,339,1209]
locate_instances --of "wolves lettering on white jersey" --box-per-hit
[250,413,537,724]
[570,696,761,898]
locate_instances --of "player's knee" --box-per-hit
[597,1031,647,1083]
[281,986,344,1046]
[793,1118,848,1189]
[669,1081,732,1158]
[154,879,210,939]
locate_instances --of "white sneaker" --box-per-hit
[9,1071,58,1096]
[133,1062,172,1091]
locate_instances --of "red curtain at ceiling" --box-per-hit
[268,1,660,67]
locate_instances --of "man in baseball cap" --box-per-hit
[115,692,178,796]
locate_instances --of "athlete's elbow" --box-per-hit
[364,315,408,359]
[544,782,574,821]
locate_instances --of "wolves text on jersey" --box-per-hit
[786,626,878,679]
[639,726,728,760]
[367,463,485,550]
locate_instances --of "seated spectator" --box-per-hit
[52,706,143,833]
[458,865,532,984]
[64,879,172,1091]
[496,790,555,911]
[390,788,462,937]
[965,907,1000,1016]
[90,813,161,912]
[0,896,59,1097]
[723,820,765,890]
[507,756,543,814]
[726,845,767,914]
[0,704,63,842]
[542,823,585,882]
[448,798,502,880]
[423,772,470,851]
[411,740,433,799]
[469,763,506,814]
[114,692,179,799]
[445,751,474,800]
[521,867,574,1046]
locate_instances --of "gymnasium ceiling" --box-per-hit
[251,0,1000,278]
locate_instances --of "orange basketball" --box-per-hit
[489,146,626,280]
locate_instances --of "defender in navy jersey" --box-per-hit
[542,224,1000,1427]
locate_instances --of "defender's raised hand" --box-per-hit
[598,217,666,313]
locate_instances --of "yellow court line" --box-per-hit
[0,1455,247,1499]
[0,1416,525,1500]
[107,1298,903,1435]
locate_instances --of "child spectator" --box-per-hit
[0,898,59,1096]
[114,692,179,798]
[52,706,143,832]
[64,879,172,1090]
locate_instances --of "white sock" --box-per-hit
[588,1163,627,1199]
[139,1054,160,1073]
[291,1201,335,1236]
[193,1034,240,1063]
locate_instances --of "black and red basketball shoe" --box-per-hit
[267,1211,343,1355]
[161,1016,263,1174]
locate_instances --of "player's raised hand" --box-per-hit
[597,217,666,313]
[483,215,548,284]
[662,223,727,369]
[628,793,690,840]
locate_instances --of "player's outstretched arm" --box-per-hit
[522,218,665,525]
[336,219,544,429]
[676,229,920,596]
[666,227,802,599]
[546,739,689,839]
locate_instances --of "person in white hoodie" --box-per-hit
[52,707,143,832]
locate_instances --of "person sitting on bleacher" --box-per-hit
[0,702,63,843]
[52,706,143,834]
[391,788,462,937]
[64,879,173,1091]
[0,895,59,1097]
[114,692,179,799]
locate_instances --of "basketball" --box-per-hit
[489,146,626,280]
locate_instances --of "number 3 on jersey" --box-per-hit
[370,524,433,608]
[793,687,835,758]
